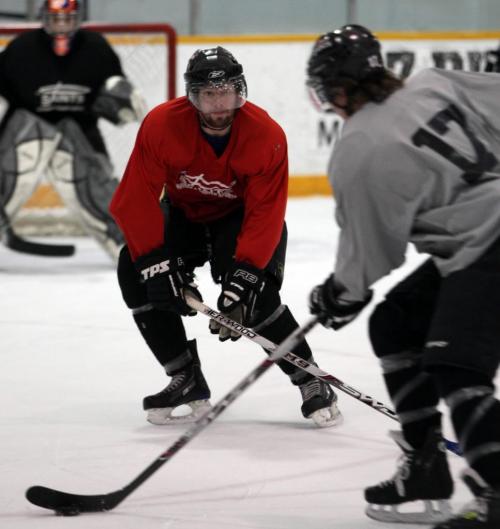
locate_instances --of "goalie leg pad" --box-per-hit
[0,109,61,219]
[47,118,124,260]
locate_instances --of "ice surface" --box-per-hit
[0,197,475,528]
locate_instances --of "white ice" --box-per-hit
[0,197,477,528]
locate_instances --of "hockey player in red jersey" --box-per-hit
[306,25,500,528]
[0,0,146,259]
[110,46,342,428]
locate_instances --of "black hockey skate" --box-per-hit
[143,340,211,425]
[432,469,500,529]
[299,378,342,427]
[364,429,453,524]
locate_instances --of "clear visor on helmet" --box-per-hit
[188,78,247,114]
[43,11,80,36]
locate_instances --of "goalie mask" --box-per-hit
[306,25,384,112]
[41,0,82,57]
[184,47,247,130]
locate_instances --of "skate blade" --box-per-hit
[365,499,452,524]
[146,400,212,425]
[310,402,343,428]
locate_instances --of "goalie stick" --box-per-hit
[0,203,75,257]
[25,317,318,516]
[186,296,462,456]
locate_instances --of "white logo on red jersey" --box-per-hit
[176,172,237,199]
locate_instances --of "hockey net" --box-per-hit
[0,23,176,235]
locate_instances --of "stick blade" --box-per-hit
[6,230,75,257]
[26,485,123,514]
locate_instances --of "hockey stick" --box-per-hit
[186,296,462,456]
[0,202,75,257]
[25,317,318,516]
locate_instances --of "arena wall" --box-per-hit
[177,31,500,195]
[2,30,500,212]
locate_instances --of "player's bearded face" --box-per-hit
[198,85,238,129]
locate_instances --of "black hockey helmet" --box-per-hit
[306,25,384,111]
[184,47,247,111]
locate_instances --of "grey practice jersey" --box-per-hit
[330,68,500,301]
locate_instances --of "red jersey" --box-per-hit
[110,96,289,269]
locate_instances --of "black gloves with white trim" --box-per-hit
[309,274,372,330]
[210,261,265,342]
[135,248,202,315]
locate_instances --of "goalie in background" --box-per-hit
[306,25,500,529]
[110,46,342,429]
[0,0,147,260]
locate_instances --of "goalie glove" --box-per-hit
[92,76,148,125]
[210,262,265,342]
[135,248,202,316]
[485,48,500,72]
[309,274,373,330]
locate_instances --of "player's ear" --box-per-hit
[329,87,349,114]
[331,86,347,102]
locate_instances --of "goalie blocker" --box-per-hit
[47,118,124,260]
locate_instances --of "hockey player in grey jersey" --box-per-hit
[306,24,500,529]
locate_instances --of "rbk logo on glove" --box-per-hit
[212,261,265,341]
[233,268,259,284]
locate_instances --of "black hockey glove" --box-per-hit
[309,274,373,330]
[135,248,202,316]
[211,261,265,342]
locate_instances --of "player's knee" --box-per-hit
[253,279,282,327]
[430,365,494,401]
[117,245,147,308]
[369,299,413,358]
